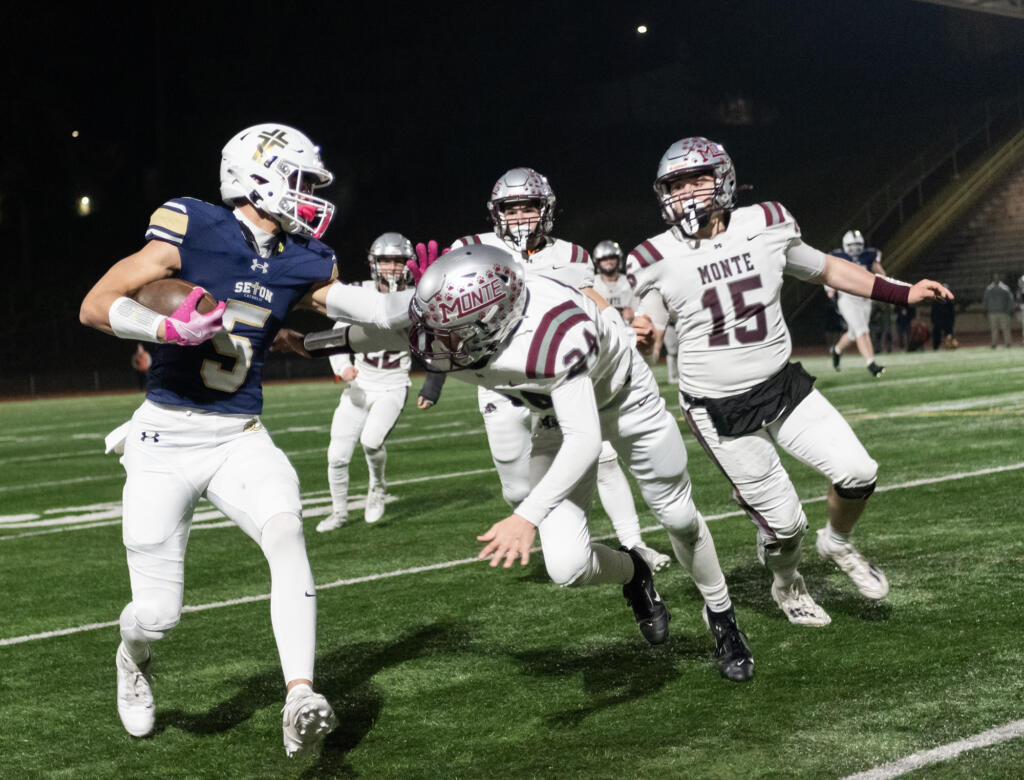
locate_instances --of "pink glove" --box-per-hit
[406,240,445,284]
[163,287,226,346]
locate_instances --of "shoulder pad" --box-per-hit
[453,234,484,248]
[146,197,203,245]
[628,239,665,269]
[756,201,799,233]
[525,300,595,379]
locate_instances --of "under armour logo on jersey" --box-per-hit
[140,431,160,443]
[251,258,269,273]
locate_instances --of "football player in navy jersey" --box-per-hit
[79,123,338,757]
[826,230,888,377]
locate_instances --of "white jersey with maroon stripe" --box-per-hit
[450,232,595,289]
[456,275,632,413]
[633,203,826,398]
[592,274,637,317]
[329,281,412,392]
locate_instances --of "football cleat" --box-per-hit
[364,486,387,524]
[702,606,755,682]
[816,528,889,599]
[829,346,841,371]
[631,543,672,573]
[622,547,671,645]
[282,686,338,758]
[771,573,832,627]
[316,511,348,533]
[868,362,885,378]
[115,643,155,737]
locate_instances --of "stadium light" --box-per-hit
[77,196,92,216]
[71,130,80,138]
[637,24,648,34]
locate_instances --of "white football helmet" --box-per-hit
[592,240,623,274]
[487,167,556,253]
[653,137,736,237]
[220,123,335,239]
[842,230,865,257]
[409,245,527,372]
[368,232,415,292]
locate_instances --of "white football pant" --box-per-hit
[118,401,316,683]
[837,293,872,339]
[327,384,407,515]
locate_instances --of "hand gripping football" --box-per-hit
[134,278,217,315]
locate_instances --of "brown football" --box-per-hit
[134,278,217,316]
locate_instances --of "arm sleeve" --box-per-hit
[513,375,602,526]
[783,238,828,281]
[417,368,446,404]
[325,284,413,329]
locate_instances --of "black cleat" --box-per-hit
[829,346,841,371]
[867,362,885,378]
[703,606,755,682]
[622,547,671,645]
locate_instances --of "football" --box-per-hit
[134,278,217,316]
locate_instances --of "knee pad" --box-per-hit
[655,494,700,539]
[125,595,179,637]
[834,480,877,500]
[327,443,353,468]
[261,513,304,552]
[756,512,807,566]
[545,554,593,588]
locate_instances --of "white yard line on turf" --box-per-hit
[841,719,1024,779]
[3,460,1023,643]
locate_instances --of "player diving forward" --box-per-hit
[308,245,755,682]
[319,232,444,530]
[630,136,952,626]
[450,168,670,572]
[79,123,338,756]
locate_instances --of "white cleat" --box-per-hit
[364,486,387,524]
[631,543,672,573]
[116,643,155,737]
[771,573,832,627]
[316,512,348,533]
[282,686,338,758]
[816,529,889,599]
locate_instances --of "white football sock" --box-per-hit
[667,514,732,613]
[364,445,387,489]
[260,513,317,684]
[326,460,350,516]
[597,448,643,549]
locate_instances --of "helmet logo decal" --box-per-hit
[253,128,289,161]
[437,277,507,323]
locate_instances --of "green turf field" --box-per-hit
[2,347,1022,779]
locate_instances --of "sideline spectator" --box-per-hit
[894,304,915,351]
[982,274,1014,348]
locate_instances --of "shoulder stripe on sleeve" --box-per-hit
[758,202,776,226]
[569,244,580,264]
[580,249,592,266]
[771,201,786,223]
[146,203,189,245]
[526,300,591,379]
[628,240,663,268]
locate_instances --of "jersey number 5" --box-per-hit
[701,276,767,347]
[201,300,272,392]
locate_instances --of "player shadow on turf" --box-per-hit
[722,560,892,622]
[512,636,706,728]
[306,622,473,777]
[157,622,470,774]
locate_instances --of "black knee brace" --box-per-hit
[833,481,876,500]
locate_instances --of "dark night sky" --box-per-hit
[2,0,1023,374]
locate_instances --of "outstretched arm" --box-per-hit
[814,255,953,305]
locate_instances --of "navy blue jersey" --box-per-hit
[832,247,881,272]
[143,198,336,414]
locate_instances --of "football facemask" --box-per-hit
[842,229,865,257]
[408,245,527,372]
[368,232,415,292]
[220,123,336,239]
[654,137,736,237]
[488,167,556,253]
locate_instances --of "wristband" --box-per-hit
[870,276,910,306]
[108,297,166,342]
